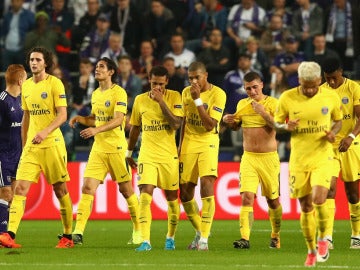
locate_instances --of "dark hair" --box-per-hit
[118,55,132,62]
[98,57,118,83]
[188,61,206,73]
[244,71,263,83]
[149,65,169,79]
[162,56,175,64]
[80,57,93,65]
[26,47,54,73]
[322,57,343,74]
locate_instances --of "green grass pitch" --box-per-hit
[1,219,359,269]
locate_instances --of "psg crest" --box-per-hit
[41,92,48,99]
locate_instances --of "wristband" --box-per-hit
[194,98,203,107]
[125,150,133,158]
[274,122,288,130]
[348,133,356,140]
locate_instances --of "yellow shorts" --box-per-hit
[239,151,280,199]
[179,148,219,185]
[16,145,69,184]
[333,143,360,182]
[84,150,131,182]
[289,162,332,198]
[137,157,179,190]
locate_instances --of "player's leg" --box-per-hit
[0,186,12,233]
[53,181,74,248]
[164,189,179,250]
[234,191,254,249]
[322,176,337,249]
[344,180,360,248]
[267,198,282,248]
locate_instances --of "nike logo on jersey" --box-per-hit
[61,174,67,178]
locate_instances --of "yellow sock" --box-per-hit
[324,199,335,238]
[167,199,180,238]
[59,193,73,234]
[269,205,282,238]
[139,193,152,242]
[349,201,360,236]
[182,198,201,232]
[126,194,140,231]
[239,206,253,241]
[8,195,26,234]
[200,196,215,238]
[300,210,316,252]
[73,193,94,235]
[314,202,329,239]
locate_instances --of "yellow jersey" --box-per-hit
[181,84,226,153]
[274,86,343,171]
[322,78,360,147]
[91,84,127,153]
[22,75,67,148]
[130,90,183,162]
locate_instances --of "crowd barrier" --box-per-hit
[23,162,350,220]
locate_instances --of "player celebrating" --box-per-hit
[126,66,183,251]
[223,72,282,249]
[274,61,342,267]
[0,65,27,235]
[179,61,226,251]
[69,57,140,245]
[321,57,360,249]
[0,47,74,248]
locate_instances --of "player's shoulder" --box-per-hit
[279,87,298,99]
[166,89,181,98]
[0,90,9,101]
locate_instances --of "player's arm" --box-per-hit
[126,125,141,168]
[79,111,124,139]
[325,119,342,143]
[158,100,182,130]
[339,104,360,151]
[222,114,241,131]
[21,110,30,148]
[69,114,96,128]
[252,102,275,129]
[195,104,217,131]
[32,106,67,144]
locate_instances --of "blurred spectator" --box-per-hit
[163,0,196,33]
[100,32,127,65]
[164,33,195,86]
[259,13,291,64]
[223,52,261,114]
[265,0,292,28]
[131,0,151,14]
[226,0,266,52]
[291,0,323,59]
[353,0,360,80]
[131,40,161,91]
[324,0,357,73]
[24,11,71,55]
[46,0,74,69]
[142,0,176,58]
[100,0,117,13]
[71,0,101,51]
[109,0,142,58]
[80,12,111,64]
[162,56,185,93]
[197,28,231,87]
[241,36,269,83]
[185,0,229,54]
[68,0,88,26]
[1,0,35,87]
[270,35,305,88]
[117,55,142,112]
[309,33,340,78]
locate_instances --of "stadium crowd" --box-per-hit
[1,0,359,161]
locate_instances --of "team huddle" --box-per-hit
[0,46,359,267]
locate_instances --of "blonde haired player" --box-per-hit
[223,71,282,250]
[179,61,226,251]
[274,61,343,267]
[68,57,140,245]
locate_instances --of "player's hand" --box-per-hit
[69,116,81,128]
[324,130,336,143]
[222,114,236,124]
[126,157,137,169]
[32,130,49,144]
[287,119,300,131]
[80,127,97,139]
[150,87,163,103]
[190,83,201,100]
[338,137,352,152]
[251,101,265,115]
